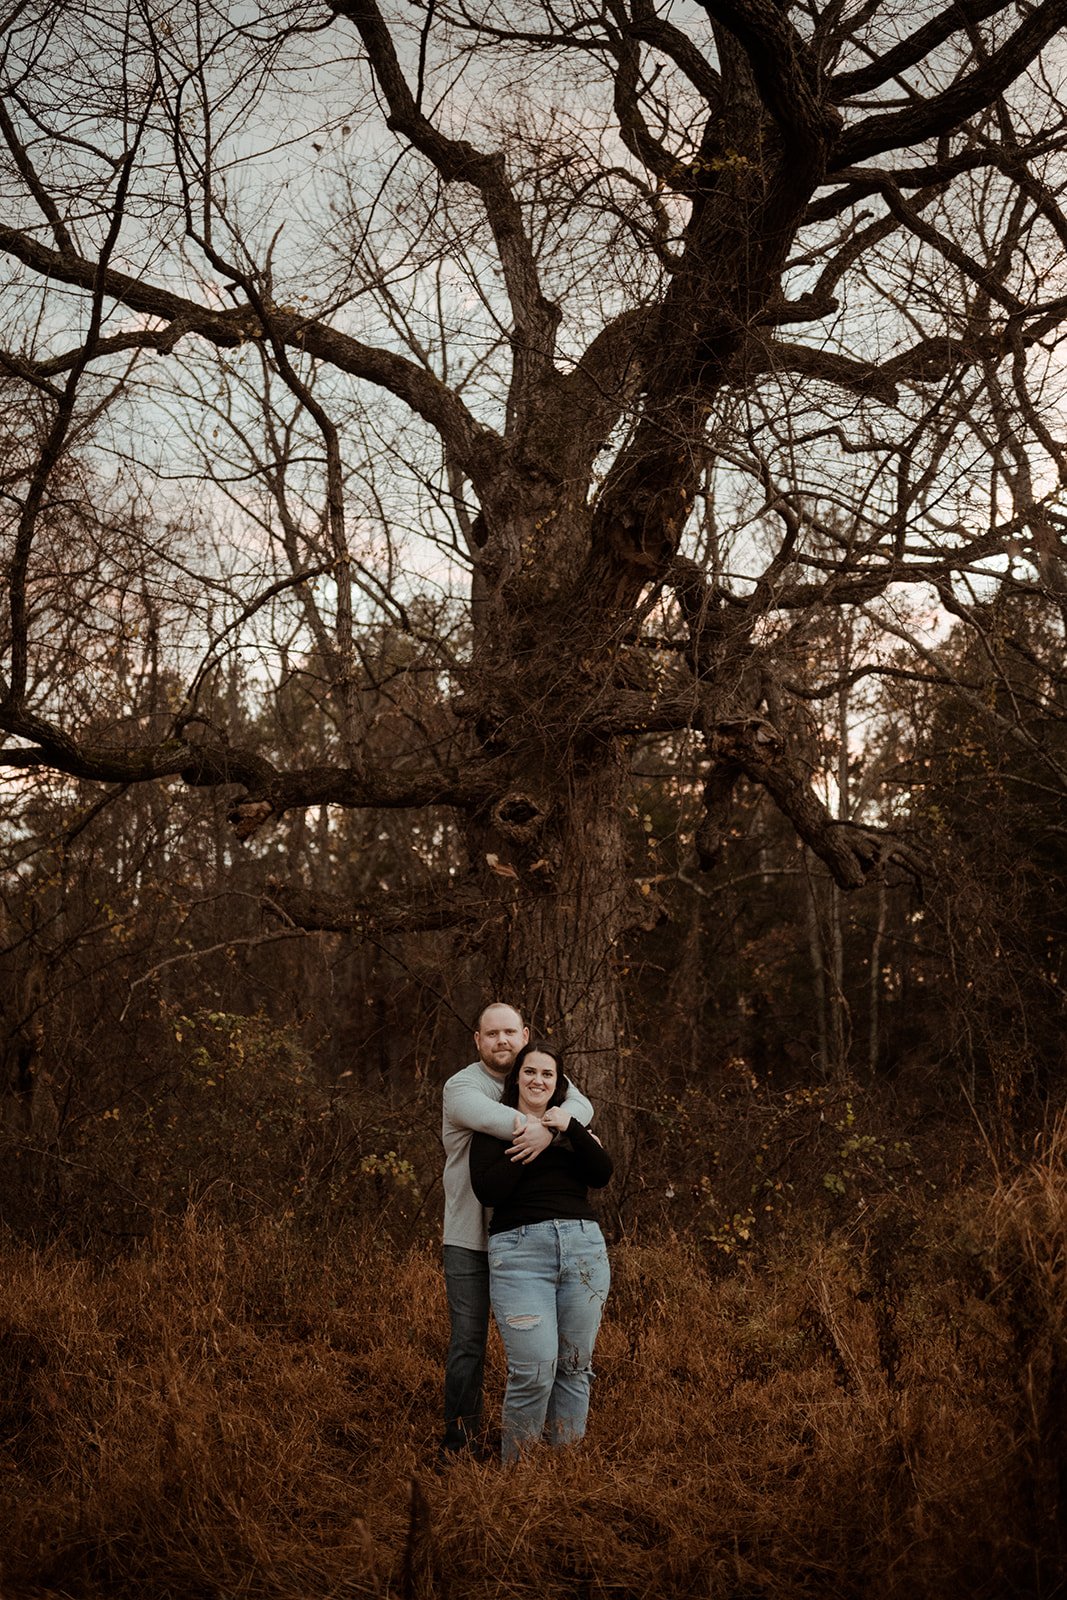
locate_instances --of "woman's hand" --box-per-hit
[542,1106,572,1134]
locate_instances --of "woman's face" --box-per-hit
[516,1051,557,1115]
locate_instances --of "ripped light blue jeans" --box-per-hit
[488,1218,610,1463]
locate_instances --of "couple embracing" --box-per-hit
[440,1003,613,1464]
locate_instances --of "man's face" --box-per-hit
[475,1005,528,1077]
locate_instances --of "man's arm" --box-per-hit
[443,1073,523,1140]
[561,1083,593,1128]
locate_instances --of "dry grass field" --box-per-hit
[1,1129,1065,1600]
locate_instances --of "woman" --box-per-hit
[468,1039,612,1462]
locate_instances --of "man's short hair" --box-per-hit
[474,1000,525,1032]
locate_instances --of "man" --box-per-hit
[440,1001,594,1457]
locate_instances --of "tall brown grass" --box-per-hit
[1,1130,1065,1599]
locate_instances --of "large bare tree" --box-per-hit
[2,0,1065,1109]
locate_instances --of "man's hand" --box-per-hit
[507,1118,552,1164]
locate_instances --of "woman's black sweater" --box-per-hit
[468,1119,613,1236]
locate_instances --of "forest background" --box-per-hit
[1,0,1066,1595]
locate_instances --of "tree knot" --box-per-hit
[227,798,275,842]
[492,791,551,846]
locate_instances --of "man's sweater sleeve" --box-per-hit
[443,1073,519,1139]
[562,1081,594,1127]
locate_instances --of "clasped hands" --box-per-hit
[506,1105,571,1163]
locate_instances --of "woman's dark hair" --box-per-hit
[502,1039,569,1110]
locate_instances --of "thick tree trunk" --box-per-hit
[474,747,632,1141]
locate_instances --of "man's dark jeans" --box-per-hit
[442,1244,490,1452]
